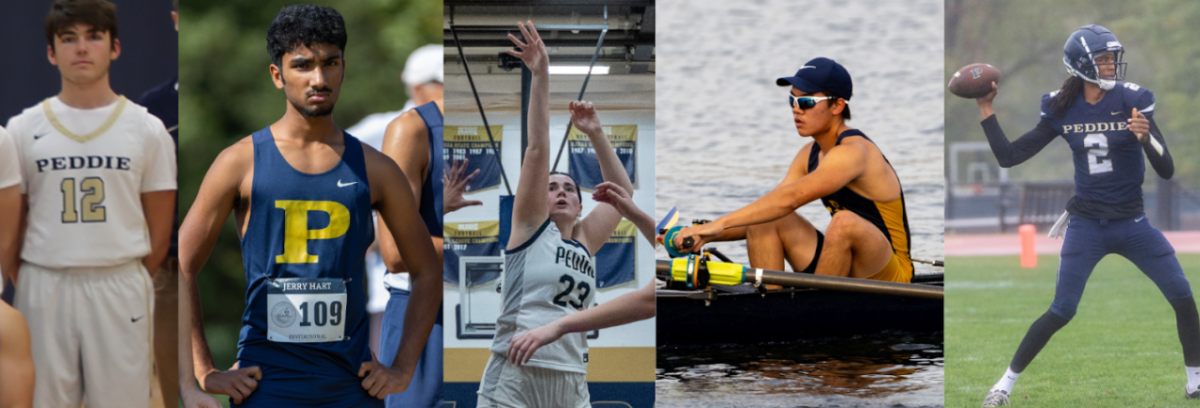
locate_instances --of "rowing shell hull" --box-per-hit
[656,277,943,347]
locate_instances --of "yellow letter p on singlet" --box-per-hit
[274,200,350,264]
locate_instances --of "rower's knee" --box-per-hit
[825,211,864,243]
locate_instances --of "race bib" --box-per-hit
[267,278,347,343]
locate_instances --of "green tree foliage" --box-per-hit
[946,0,1200,187]
[179,0,440,368]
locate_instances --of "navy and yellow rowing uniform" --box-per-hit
[806,129,913,283]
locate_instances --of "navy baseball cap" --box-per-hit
[776,57,853,100]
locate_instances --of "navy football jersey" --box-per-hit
[1038,82,1154,205]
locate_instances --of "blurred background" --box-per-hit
[944,0,1200,233]
[178,0,440,379]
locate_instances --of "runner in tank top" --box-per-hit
[179,5,441,407]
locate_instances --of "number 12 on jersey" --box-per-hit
[60,177,106,223]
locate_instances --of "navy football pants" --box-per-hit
[1052,213,1192,320]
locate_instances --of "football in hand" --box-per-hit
[948,63,1000,99]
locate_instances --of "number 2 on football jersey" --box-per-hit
[553,274,592,310]
[1084,133,1112,175]
[60,177,106,223]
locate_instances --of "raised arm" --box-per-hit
[378,110,433,271]
[506,20,552,249]
[572,102,636,255]
[358,149,441,398]
[976,82,1058,168]
[177,141,262,404]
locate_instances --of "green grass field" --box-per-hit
[947,254,1200,407]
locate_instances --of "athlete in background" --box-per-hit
[372,44,457,408]
[180,5,439,407]
[974,25,1196,407]
[138,1,181,405]
[8,1,177,406]
[0,127,33,408]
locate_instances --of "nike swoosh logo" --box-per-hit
[337,180,357,188]
[33,133,48,140]
[1111,111,1121,115]
[1135,216,1146,222]
[131,315,146,323]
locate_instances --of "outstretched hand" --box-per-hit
[569,100,604,136]
[443,158,483,214]
[1128,107,1149,143]
[199,364,262,405]
[506,20,548,75]
[592,181,635,218]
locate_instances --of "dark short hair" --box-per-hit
[549,171,583,204]
[266,4,347,68]
[824,92,851,121]
[45,0,119,51]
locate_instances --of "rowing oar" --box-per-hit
[656,257,943,300]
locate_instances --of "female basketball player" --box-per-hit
[474,21,636,408]
[976,25,1200,406]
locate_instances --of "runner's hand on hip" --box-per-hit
[358,360,413,399]
[199,365,262,404]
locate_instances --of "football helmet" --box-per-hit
[1062,25,1126,91]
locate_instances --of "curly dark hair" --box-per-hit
[266,4,347,68]
[45,0,119,51]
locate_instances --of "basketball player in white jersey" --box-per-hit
[1,126,34,408]
[1,127,21,282]
[505,181,657,366]
[476,21,635,408]
[6,1,177,407]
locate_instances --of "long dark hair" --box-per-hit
[1049,76,1084,118]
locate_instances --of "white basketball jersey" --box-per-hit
[491,220,596,374]
[8,96,176,268]
[0,127,19,189]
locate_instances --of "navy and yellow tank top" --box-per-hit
[415,102,443,238]
[807,129,912,261]
[238,127,375,377]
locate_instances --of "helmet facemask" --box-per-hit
[1064,37,1127,91]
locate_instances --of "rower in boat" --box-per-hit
[673,57,913,283]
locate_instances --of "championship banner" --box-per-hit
[444,125,503,193]
[596,220,637,289]
[443,221,502,286]
[567,125,637,191]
